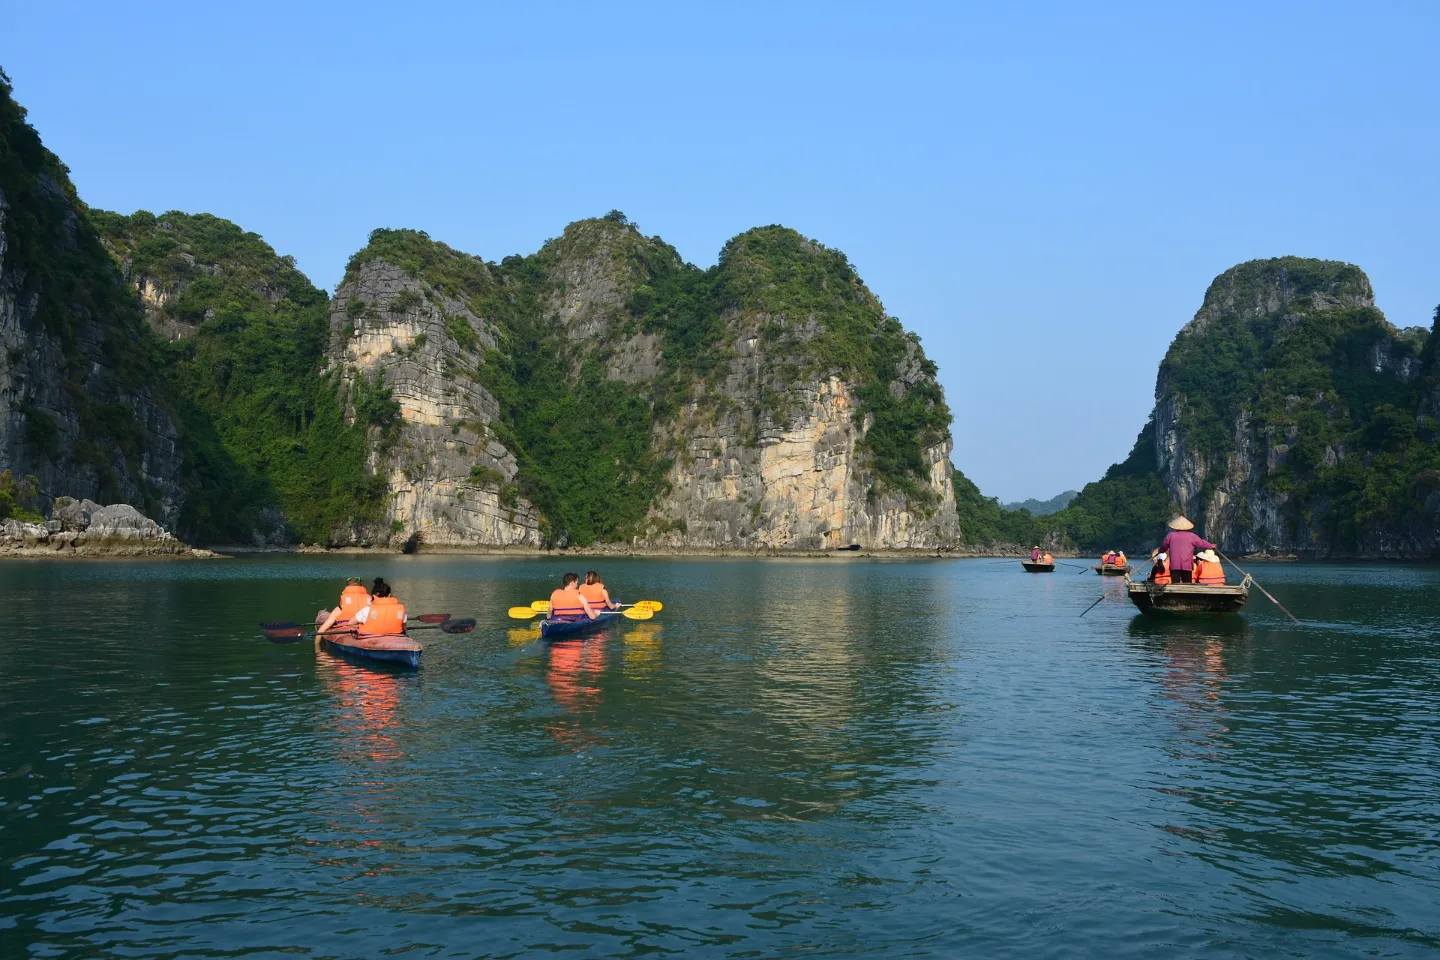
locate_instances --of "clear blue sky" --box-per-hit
[6,1,1438,502]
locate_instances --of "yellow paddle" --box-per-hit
[507,604,656,621]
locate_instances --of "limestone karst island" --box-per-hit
[2,6,1439,955]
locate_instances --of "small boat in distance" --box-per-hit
[1095,563,1129,576]
[1021,561,1055,573]
[1126,579,1249,616]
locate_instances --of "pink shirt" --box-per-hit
[1159,530,1215,572]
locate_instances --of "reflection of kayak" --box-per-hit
[314,612,423,668]
[1021,561,1054,573]
[540,610,622,639]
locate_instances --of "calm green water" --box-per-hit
[1,557,1437,958]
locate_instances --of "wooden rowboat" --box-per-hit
[314,612,423,668]
[1126,579,1249,616]
[1021,561,1055,573]
[1095,563,1130,576]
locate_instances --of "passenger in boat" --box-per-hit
[1115,551,1127,568]
[1157,516,1215,584]
[550,573,598,621]
[1041,552,1054,564]
[1193,549,1226,585]
[578,570,616,610]
[317,576,372,634]
[356,580,407,636]
[1148,550,1171,584]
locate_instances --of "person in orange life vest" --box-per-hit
[1148,550,1172,585]
[1115,551,1127,568]
[549,572,598,621]
[578,570,615,610]
[1031,545,1041,562]
[1101,550,1116,566]
[317,576,372,634]
[1193,549,1226,585]
[356,579,407,636]
[1041,552,1054,564]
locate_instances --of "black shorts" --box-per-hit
[1173,569,1193,584]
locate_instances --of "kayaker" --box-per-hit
[578,570,616,610]
[356,581,407,636]
[317,577,372,634]
[549,573,598,621]
[1148,550,1171,584]
[1156,516,1215,584]
[1194,549,1226,585]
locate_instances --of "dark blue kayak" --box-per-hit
[540,610,621,639]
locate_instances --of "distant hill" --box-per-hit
[1001,491,1079,516]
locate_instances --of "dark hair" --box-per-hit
[372,578,391,597]
[562,572,579,587]
[584,570,599,585]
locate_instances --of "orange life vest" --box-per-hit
[338,584,371,617]
[578,582,608,607]
[1151,556,1171,585]
[1194,559,1225,585]
[1102,554,1115,565]
[358,595,406,636]
[550,587,587,619]
[1041,553,1054,563]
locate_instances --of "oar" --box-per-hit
[1218,552,1299,622]
[1079,578,1128,617]
[507,605,654,621]
[261,617,475,644]
[261,612,452,631]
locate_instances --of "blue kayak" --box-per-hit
[540,610,621,639]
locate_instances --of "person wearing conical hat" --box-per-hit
[1157,516,1214,584]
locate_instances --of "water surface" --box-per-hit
[2,556,1437,957]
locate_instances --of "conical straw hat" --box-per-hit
[1168,515,1194,531]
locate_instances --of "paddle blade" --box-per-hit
[415,613,451,624]
[530,600,551,612]
[621,607,654,621]
[263,628,306,644]
[632,600,662,613]
[440,618,477,634]
[509,606,540,619]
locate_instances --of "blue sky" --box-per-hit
[6,1,1437,501]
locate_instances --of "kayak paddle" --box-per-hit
[260,617,475,644]
[261,612,451,631]
[506,606,654,621]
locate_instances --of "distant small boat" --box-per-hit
[1021,561,1055,573]
[1127,580,1249,616]
[1095,563,1129,576]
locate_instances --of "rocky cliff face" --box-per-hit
[1146,257,1438,557]
[326,218,958,550]
[0,80,183,522]
[327,257,543,547]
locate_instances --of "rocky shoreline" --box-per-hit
[0,499,221,559]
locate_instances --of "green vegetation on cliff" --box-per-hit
[95,211,392,542]
[0,71,168,509]
[344,218,952,546]
[1161,258,1437,549]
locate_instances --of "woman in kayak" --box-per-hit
[549,573,599,621]
[578,570,616,610]
[356,580,407,636]
[317,577,372,634]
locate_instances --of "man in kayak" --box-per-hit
[1156,516,1215,584]
[550,573,599,621]
[578,570,616,610]
[317,577,372,634]
[356,580,407,636]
